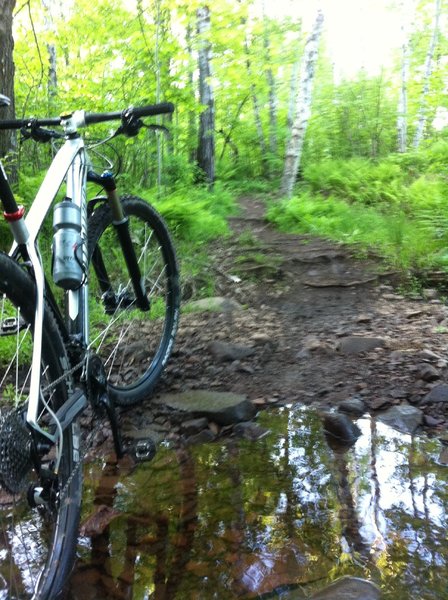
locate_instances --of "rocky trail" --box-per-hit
[116,196,448,448]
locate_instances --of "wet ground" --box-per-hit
[68,405,448,599]
[68,195,448,598]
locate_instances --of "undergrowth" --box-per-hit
[269,141,448,272]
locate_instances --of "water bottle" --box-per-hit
[52,200,83,290]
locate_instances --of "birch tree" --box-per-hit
[243,25,267,160]
[412,0,442,148]
[397,1,412,152]
[262,0,277,158]
[42,0,59,107]
[280,10,324,198]
[0,0,16,160]
[196,5,215,185]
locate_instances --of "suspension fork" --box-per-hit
[89,171,150,311]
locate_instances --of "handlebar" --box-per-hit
[0,102,175,131]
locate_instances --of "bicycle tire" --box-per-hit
[87,195,180,406]
[0,252,82,600]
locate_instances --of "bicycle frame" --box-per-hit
[3,118,90,446]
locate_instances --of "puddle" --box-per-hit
[68,407,448,599]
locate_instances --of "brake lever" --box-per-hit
[20,121,63,143]
[112,106,144,138]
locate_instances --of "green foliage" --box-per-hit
[267,186,441,271]
[146,183,235,243]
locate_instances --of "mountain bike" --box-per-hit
[0,94,180,599]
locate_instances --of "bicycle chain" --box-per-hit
[58,416,103,505]
[39,355,106,506]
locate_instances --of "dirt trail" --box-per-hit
[149,195,448,435]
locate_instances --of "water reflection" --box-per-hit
[67,407,448,600]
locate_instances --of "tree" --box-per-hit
[412,0,442,148]
[280,10,324,198]
[196,5,215,185]
[0,0,16,161]
[397,0,412,153]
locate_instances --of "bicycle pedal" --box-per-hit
[130,438,157,463]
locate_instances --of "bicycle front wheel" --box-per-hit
[0,252,82,599]
[88,195,180,406]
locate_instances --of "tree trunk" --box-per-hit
[397,31,409,152]
[196,5,215,186]
[280,10,324,199]
[0,0,16,163]
[243,29,267,161]
[262,0,277,158]
[42,0,59,108]
[412,0,441,149]
[287,59,300,130]
[186,23,197,164]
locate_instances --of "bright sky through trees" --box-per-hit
[265,0,402,78]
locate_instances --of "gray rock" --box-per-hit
[424,384,448,403]
[337,336,386,354]
[208,340,255,362]
[233,421,271,440]
[377,405,423,434]
[310,576,381,600]
[185,296,242,313]
[156,390,256,425]
[338,397,366,417]
[321,411,361,445]
[417,363,440,382]
[124,427,164,445]
[181,417,209,435]
[185,429,216,445]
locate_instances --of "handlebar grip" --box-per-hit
[0,119,27,130]
[132,102,175,118]
[0,117,61,130]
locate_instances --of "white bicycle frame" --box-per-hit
[8,112,90,446]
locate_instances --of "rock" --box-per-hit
[424,384,448,403]
[337,336,386,354]
[438,447,448,465]
[321,411,361,445]
[377,405,423,434]
[424,414,444,427]
[156,390,256,425]
[423,288,439,300]
[417,363,440,382]
[420,349,442,362]
[355,313,372,323]
[124,427,164,445]
[233,421,271,440]
[208,340,255,362]
[249,332,272,345]
[185,296,243,313]
[389,388,408,399]
[309,576,381,600]
[185,429,216,445]
[181,417,209,436]
[370,397,392,410]
[338,397,366,417]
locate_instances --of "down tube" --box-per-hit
[66,149,89,344]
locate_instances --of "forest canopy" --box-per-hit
[3,0,448,272]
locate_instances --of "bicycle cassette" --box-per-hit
[0,409,33,494]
